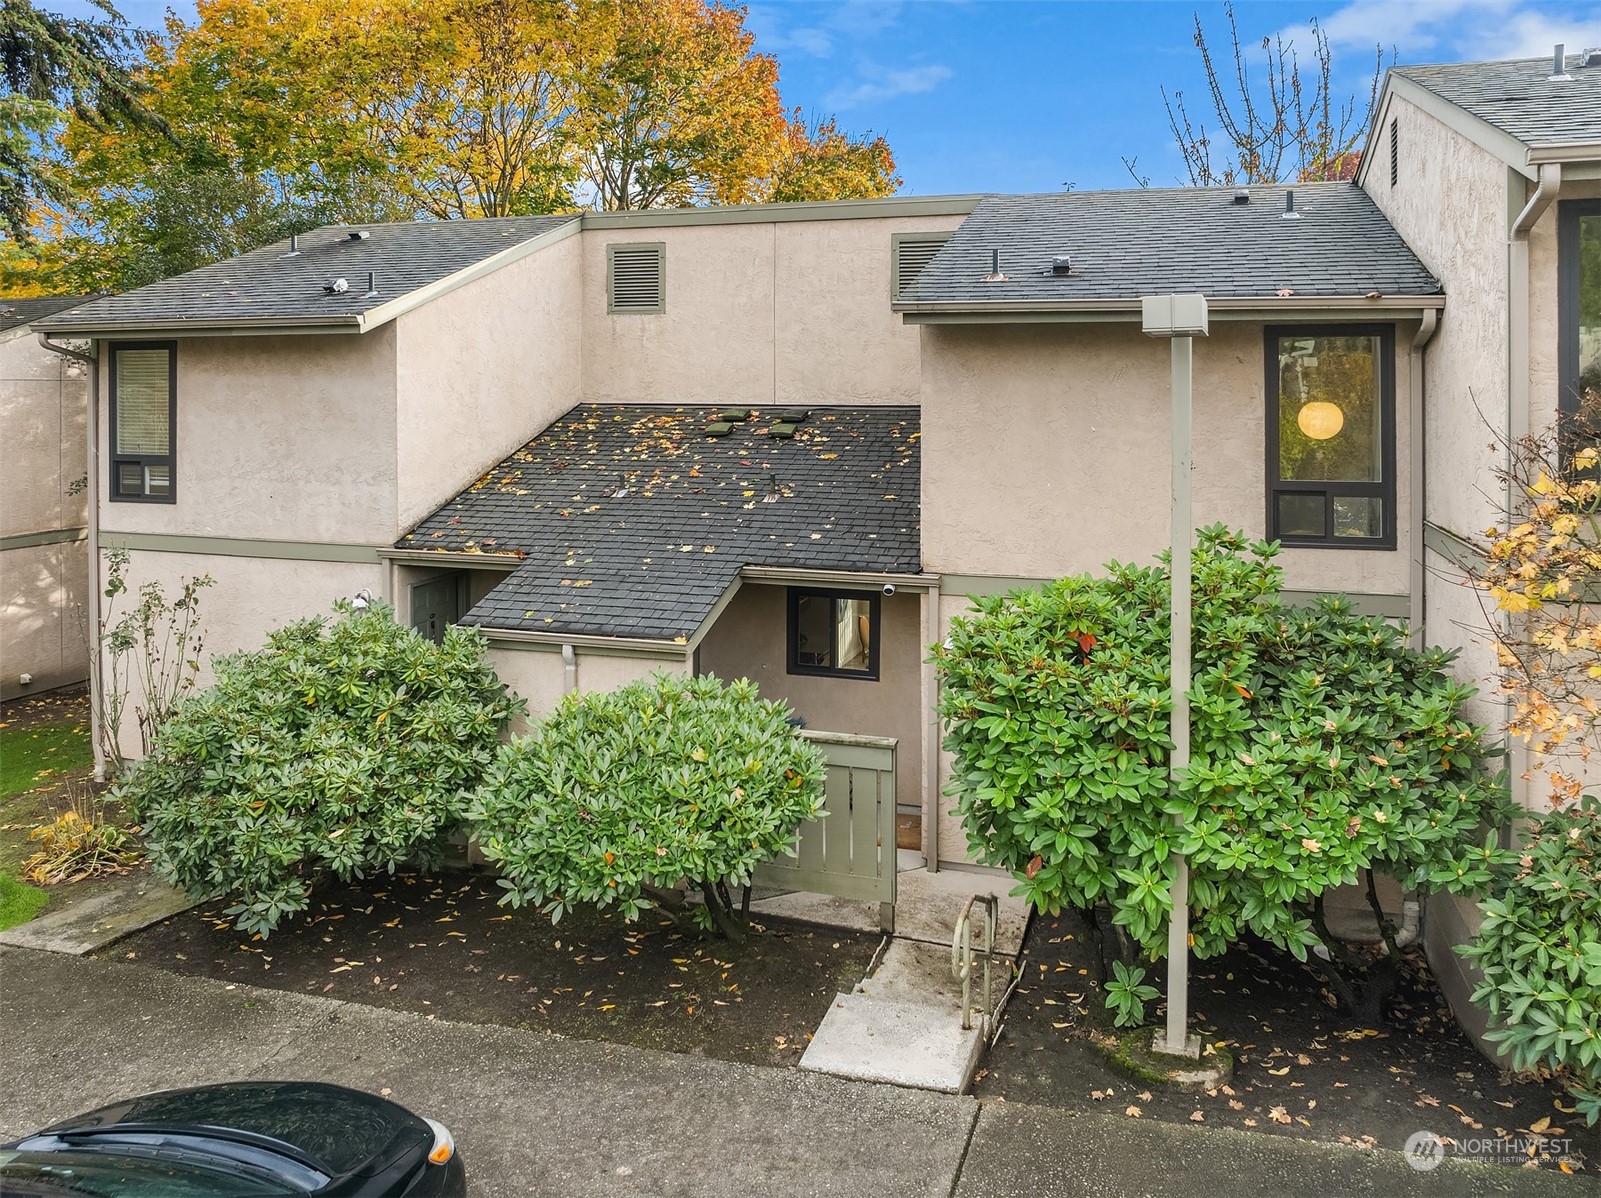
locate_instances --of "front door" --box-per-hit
[410,575,465,644]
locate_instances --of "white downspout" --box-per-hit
[1407,309,1438,649]
[1506,163,1561,814]
[561,644,577,694]
[921,583,939,871]
[37,333,104,781]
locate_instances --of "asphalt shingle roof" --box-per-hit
[0,295,95,329]
[902,182,1440,307]
[401,404,921,641]
[1396,55,1601,146]
[33,216,578,334]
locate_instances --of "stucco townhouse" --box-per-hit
[26,48,1601,1050]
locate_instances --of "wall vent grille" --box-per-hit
[608,243,665,314]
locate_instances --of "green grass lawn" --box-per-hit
[0,872,48,930]
[0,719,93,798]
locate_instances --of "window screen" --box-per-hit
[111,343,175,502]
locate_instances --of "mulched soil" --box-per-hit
[977,908,1599,1176]
[112,871,876,1067]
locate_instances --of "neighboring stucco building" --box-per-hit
[1,295,92,701]
[27,48,1601,1060]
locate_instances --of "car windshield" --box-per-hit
[0,1150,297,1197]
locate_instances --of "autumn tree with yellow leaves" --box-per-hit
[9,0,900,292]
[1480,430,1601,802]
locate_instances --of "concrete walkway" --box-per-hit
[0,868,195,955]
[3,947,1593,1198]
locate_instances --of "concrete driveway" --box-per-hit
[2,947,1594,1198]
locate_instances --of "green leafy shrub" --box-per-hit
[935,526,1514,1021]
[469,673,826,941]
[117,602,524,935]
[1460,796,1601,1124]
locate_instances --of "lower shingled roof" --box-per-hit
[400,404,921,640]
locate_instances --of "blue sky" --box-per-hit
[51,0,1601,194]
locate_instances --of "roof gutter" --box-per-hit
[1526,142,1601,166]
[478,626,690,660]
[30,315,364,339]
[35,333,105,781]
[898,294,1445,324]
[380,547,522,571]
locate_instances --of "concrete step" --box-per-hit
[799,991,985,1094]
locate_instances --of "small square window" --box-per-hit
[787,588,880,680]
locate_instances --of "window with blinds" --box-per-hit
[607,242,665,314]
[892,233,951,301]
[111,343,175,502]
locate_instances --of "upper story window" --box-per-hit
[110,342,176,503]
[607,242,665,314]
[788,587,880,680]
[1265,325,1396,549]
[1558,199,1601,441]
[891,232,950,300]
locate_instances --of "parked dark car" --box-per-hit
[0,1081,465,1196]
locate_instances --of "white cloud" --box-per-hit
[824,63,954,108]
[1281,0,1599,64]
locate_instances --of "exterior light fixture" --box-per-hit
[1297,400,1344,440]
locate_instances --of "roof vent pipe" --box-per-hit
[364,270,377,298]
[1551,44,1572,80]
[980,248,1009,283]
[280,232,300,259]
[1282,190,1301,220]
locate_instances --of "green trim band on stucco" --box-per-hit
[0,526,87,551]
[943,572,1409,617]
[1423,522,1486,575]
[100,532,383,564]
[939,573,1052,597]
[583,194,980,230]
[1278,590,1410,619]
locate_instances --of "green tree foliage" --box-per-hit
[15,0,898,292]
[1460,796,1601,1124]
[116,602,524,936]
[934,526,1514,1022]
[0,0,162,242]
[469,673,825,941]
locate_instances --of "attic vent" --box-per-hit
[1582,47,1601,68]
[608,243,665,314]
[1389,118,1399,187]
[892,232,950,300]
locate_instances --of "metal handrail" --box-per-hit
[951,893,999,1034]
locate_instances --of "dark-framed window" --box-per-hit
[1265,324,1396,549]
[109,341,176,502]
[1558,199,1601,443]
[787,587,880,680]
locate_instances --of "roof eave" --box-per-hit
[475,625,691,660]
[30,314,366,338]
[897,294,1446,325]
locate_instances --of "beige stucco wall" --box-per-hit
[2,540,88,700]
[694,581,924,810]
[486,642,688,733]
[1366,93,1511,541]
[96,328,399,545]
[920,320,1412,597]
[2,326,89,698]
[97,547,382,759]
[395,232,584,532]
[581,215,962,406]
